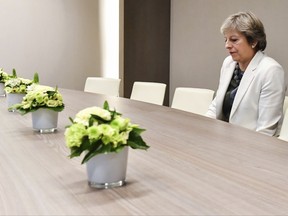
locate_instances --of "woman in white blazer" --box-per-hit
[206,12,286,136]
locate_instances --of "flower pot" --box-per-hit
[86,147,129,189]
[0,83,5,97]
[7,93,25,112]
[32,108,58,133]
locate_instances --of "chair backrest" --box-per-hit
[171,87,214,115]
[84,77,121,96]
[130,81,166,105]
[278,106,288,142]
[283,96,288,114]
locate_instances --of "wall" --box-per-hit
[170,0,288,103]
[2,0,287,100]
[98,0,120,79]
[0,0,101,90]
[123,0,171,105]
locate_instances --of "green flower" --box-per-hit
[47,100,59,107]
[65,101,149,164]
[97,124,117,145]
[4,77,33,93]
[65,124,87,148]
[87,125,102,142]
[114,131,130,146]
[19,84,27,92]
[4,86,12,93]
[111,116,130,131]
[35,92,45,104]
[12,84,65,114]
[0,69,9,83]
[22,101,32,109]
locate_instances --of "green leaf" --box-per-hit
[69,137,90,159]
[90,114,110,124]
[82,142,104,164]
[33,72,39,84]
[115,145,125,153]
[82,150,98,164]
[68,117,74,123]
[69,147,83,158]
[102,100,121,116]
[16,106,65,115]
[127,129,149,150]
[51,105,65,112]
[132,127,146,135]
[103,100,109,110]
[12,68,17,78]
[46,90,56,97]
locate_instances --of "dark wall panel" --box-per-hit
[124,0,171,105]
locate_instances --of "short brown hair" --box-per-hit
[220,11,267,51]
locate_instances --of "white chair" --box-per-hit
[130,81,166,105]
[283,96,288,115]
[171,87,214,115]
[84,77,121,96]
[278,96,288,141]
[279,106,288,141]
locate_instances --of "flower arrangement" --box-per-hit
[4,69,39,94]
[4,77,33,94]
[10,84,65,114]
[0,68,9,83]
[65,101,149,164]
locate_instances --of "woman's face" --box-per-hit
[224,30,256,70]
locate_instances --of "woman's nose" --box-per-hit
[225,41,232,49]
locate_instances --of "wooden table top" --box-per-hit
[1,88,288,215]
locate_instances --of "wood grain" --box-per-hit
[0,89,288,215]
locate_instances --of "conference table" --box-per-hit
[1,88,288,215]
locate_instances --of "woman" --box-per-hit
[206,11,286,136]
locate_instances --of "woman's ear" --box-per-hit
[252,41,258,48]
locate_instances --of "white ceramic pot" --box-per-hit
[0,83,5,96]
[86,147,129,189]
[6,93,25,112]
[32,108,58,133]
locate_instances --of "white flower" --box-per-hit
[28,84,54,92]
[74,107,112,126]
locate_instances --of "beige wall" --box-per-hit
[170,0,288,103]
[2,0,287,98]
[0,0,101,90]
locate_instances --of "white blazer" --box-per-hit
[206,51,287,136]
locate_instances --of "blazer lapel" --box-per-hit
[230,51,264,118]
[216,61,236,117]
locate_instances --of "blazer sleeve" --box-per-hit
[206,56,233,119]
[256,61,286,136]
[206,97,217,118]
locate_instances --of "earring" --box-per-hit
[252,44,255,48]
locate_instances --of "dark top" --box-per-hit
[222,63,244,122]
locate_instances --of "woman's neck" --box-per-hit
[238,62,248,72]
[238,51,257,72]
